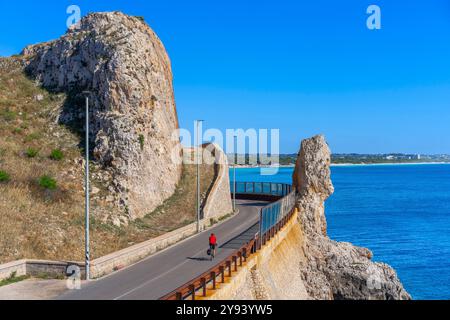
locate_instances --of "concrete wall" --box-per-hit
[0,214,236,282]
[202,143,233,220]
[0,260,27,280]
[90,219,209,278]
[0,220,207,281]
[0,259,85,281]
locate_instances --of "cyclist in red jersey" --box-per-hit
[209,233,217,260]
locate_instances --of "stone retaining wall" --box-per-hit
[90,219,208,278]
[0,216,226,281]
[0,259,85,281]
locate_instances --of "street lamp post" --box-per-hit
[82,91,91,281]
[196,120,204,233]
[233,135,237,213]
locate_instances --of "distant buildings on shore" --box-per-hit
[227,153,450,166]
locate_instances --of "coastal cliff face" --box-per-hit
[294,135,411,300]
[22,12,181,219]
[231,135,410,300]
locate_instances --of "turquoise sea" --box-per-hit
[232,164,450,300]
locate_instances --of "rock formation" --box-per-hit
[231,135,410,300]
[21,12,181,219]
[294,135,411,300]
[202,143,233,220]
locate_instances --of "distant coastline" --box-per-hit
[233,162,450,169]
[331,162,450,167]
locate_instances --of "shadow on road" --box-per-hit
[187,257,211,262]
[220,223,259,250]
[237,201,268,207]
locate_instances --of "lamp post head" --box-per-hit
[82,91,91,97]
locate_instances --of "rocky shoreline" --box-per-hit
[293,135,411,300]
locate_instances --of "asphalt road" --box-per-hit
[58,199,266,300]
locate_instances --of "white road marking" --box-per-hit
[113,248,205,300]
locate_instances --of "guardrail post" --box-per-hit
[211,271,216,290]
[176,292,182,300]
[226,261,232,277]
[189,284,195,300]
[232,256,238,271]
[219,266,225,283]
[201,277,207,297]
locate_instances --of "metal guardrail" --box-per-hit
[159,237,258,300]
[159,182,296,300]
[231,181,292,197]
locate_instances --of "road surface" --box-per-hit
[58,199,266,300]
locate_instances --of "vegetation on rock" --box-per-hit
[38,175,57,190]
[0,170,10,183]
[49,149,64,161]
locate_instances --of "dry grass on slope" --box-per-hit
[0,57,216,263]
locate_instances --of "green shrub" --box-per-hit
[138,134,145,151]
[25,147,39,158]
[0,170,10,183]
[38,175,57,190]
[0,271,29,287]
[24,132,41,142]
[12,127,23,134]
[0,108,17,121]
[50,149,64,161]
[134,16,145,22]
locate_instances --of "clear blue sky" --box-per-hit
[1,0,449,154]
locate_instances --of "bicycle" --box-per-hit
[208,244,216,261]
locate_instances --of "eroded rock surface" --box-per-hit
[294,135,411,300]
[22,12,181,219]
[202,143,233,220]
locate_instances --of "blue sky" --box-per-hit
[1,0,450,154]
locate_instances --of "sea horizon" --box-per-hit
[233,162,450,169]
[232,164,450,299]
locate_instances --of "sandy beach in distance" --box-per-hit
[233,162,450,169]
[330,162,450,167]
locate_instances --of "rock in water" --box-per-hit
[293,135,334,236]
[293,135,411,300]
[22,12,182,219]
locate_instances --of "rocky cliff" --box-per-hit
[232,135,410,300]
[294,135,411,300]
[21,12,181,219]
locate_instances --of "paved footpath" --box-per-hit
[0,279,68,300]
[58,200,265,300]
